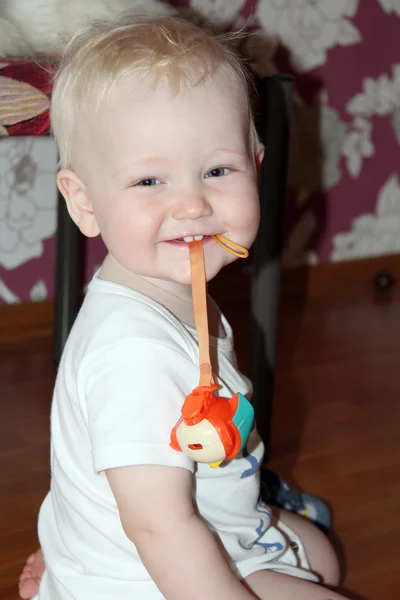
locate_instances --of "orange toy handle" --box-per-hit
[189,240,214,387]
[188,236,249,387]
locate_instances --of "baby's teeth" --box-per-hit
[183,235,204,242]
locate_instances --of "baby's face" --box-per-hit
[76,69,262,284]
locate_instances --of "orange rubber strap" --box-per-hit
[188,235,249,387]
[212,234,249,258]
[189,240,214,387]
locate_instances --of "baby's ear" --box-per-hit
[57,170,100,238]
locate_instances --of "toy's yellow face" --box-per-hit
[176,420,226,464]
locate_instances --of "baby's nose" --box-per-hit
[171,188,213,220]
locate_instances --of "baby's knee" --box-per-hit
[304,523,341,587]
[278,509,341,586]
[316,535,341,587]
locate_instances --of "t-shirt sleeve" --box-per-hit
[80,340,198,473]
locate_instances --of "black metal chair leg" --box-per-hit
[53,189,82,363]
[250,75,294,458]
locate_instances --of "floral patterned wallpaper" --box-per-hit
[1,0,400,304]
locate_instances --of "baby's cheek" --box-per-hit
[241,203,260,247]
[235,182,259,221]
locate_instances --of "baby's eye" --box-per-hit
[136,178,160,186]
[205,167,230,178]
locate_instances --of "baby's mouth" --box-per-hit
[169,235,211,244]
[166,234,249,259]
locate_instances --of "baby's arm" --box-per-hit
[106,464,255,600]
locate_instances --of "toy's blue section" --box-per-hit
[232,393,254,451]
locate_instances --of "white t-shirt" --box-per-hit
[38,274,317,599]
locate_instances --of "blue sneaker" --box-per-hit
[260,468,332,533]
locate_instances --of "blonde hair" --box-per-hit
[51,16,257,169]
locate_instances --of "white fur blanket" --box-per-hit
[0,0,176,56]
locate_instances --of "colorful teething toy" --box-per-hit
[170,234,254,468]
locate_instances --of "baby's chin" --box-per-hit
[167,259,232,286]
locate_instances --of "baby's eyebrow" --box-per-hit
[134,155,170,165]
[111,148,248,180]
[111,156,169,178]
[211,147,248,158]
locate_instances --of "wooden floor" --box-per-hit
[1,259,399,599]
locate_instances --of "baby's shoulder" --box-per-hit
[70,280,195,358]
